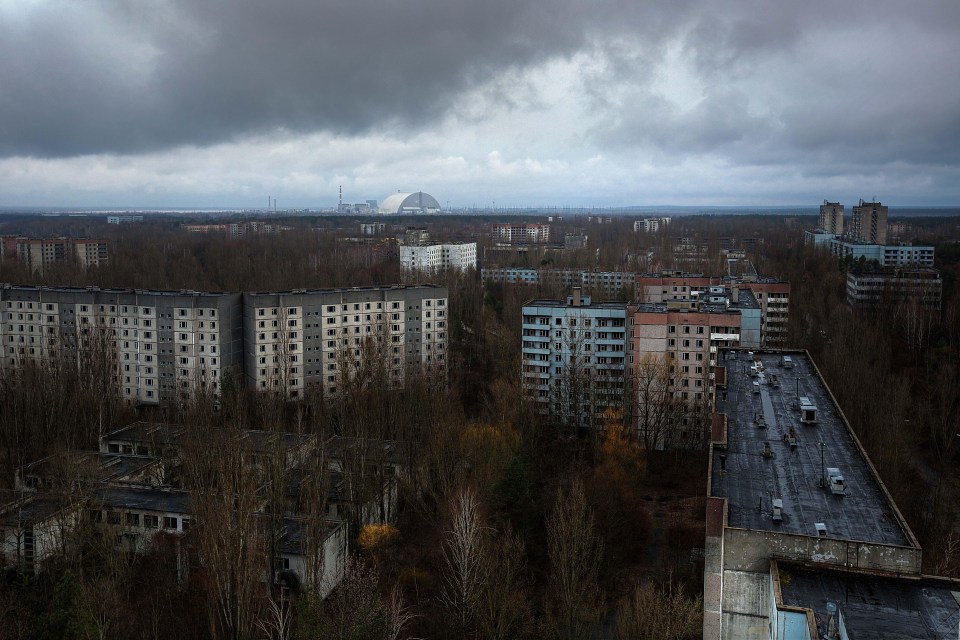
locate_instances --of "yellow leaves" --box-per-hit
[599,423,646,479]
[358,523,399,557]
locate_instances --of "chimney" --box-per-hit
[572,287,582,307]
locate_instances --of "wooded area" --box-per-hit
[0,212,956,639]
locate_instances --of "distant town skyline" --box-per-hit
[1,1,959,208]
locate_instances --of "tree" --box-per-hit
[35,571,98,640]
[296,558,412,640]
[476,524,533,640]
[181,412,267,640]
[546,479,603,640]
[632,353,674,450]
[614,580,701,640]
[438,487,488,635]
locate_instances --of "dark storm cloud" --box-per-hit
[587,1,960,170]
[0,0,692,157]
[1,0,958,172]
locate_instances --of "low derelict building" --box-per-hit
[704,350,922,639]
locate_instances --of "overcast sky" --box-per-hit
[1,0,958,208]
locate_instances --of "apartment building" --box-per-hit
[107,215,144,224]
[0,286,243,405]
[818,200,844,235]
[846,268,942,311]
[243,286,447,398]
[481,268,635,299]
[632,287,761,448]
[850,199,888,244]
[521,290,629,429]
[0,284,447,405]
[0,237,108,274]
[399,243,477,272]
[182,222,292,236]
[830,239,935,268]
[632,217,671,233]
[491,223,550,243]
[635,272,790,348]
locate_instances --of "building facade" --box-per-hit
[0,237,108,274]
[632,289,761,448]
[633,217,671,233]
[830,239,935,267]
[521,291,629,429]
[0,286,243,405]
[846,268,942,311]
[243,286,447,398]
[850,200,888,244]
[818,200,844,235]
[635,272,790,348]
[491,223,550,244]
[107,215,144,224]
[399,243,477,272]
[0,284,446,405]
[481,268,635,300]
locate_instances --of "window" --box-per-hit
[164,516,178,530]
[126,513,140,526]
[144,515,159,528]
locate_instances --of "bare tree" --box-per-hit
[633,353,672,450]
[614,580,701,640]
[546,479,603,640]
[181,415,268,640]
[476,523,532,640]
[439,487,488,635]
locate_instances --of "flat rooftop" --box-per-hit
[104,422,185,445]
[523,299,628,311]
[711,351,909,546]
[778,564,960,639]
[98,486,191,514]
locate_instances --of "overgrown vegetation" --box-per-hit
[0,211,956,638]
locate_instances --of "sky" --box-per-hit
[1,0,959,209]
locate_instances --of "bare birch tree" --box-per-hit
[439,486,488,635]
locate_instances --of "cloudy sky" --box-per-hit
[1,0,958,208]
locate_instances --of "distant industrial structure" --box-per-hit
[378,192,441,216]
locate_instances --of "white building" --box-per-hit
[491,223,550,243]
[633,217,672,233]
[400,243,476,273]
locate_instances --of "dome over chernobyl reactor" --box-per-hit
[378,191,441,215]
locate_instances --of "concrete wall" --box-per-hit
[722,527,922,575]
